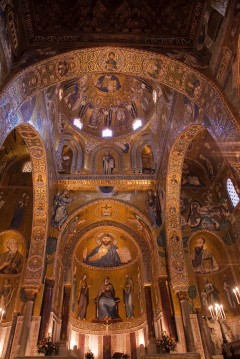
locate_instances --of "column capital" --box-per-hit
[177,291,189,302]
[12,311,20,318]
[64,285,72,295]
[158,276,167,286]
[44,278,55,288]
[22,287,38,302]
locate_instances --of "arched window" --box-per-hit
[141,145,155,174]
[227,178,239,207]
[22,160,32,173]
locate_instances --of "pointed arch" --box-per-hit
[166,124,205,292]
[55,199,156,284]
[131,134,158,174]
[56,134,83,174]
[227,178,240,207]
[14,124,49,289]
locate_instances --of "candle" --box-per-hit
[220,304,225,319]
[233,287,240,304]
[216,304,221,319]
[208,303,225,320]
[208,305,213,318]
[0,308,4,323]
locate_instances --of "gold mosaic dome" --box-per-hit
[59,73,156,138]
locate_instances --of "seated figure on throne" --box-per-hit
[95,74,121,93]
[95,276,121,321]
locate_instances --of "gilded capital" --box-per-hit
[177,291,189,302]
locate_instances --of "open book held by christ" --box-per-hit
[116,247,132,263]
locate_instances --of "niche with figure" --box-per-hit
[58,145,73,174]
[141,145,155,174]
[95,148,119,175]
[0,230,26,322]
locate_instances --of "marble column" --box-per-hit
[130,332,137,359]
[177,291,195,352]
[60,285,71,340]
[144,285,155,338]
[158,277,178,339]
[196,311,213,359]
[39,278,55,340]
[4,312,19,359]
[18,289,37,356]
[78,333,85,359]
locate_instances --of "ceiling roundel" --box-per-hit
[59,73,156,138]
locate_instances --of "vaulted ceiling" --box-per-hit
[20,0,204,51]
[5,0,213,72]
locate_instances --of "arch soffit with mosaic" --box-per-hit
[165,125,237,292]
[166,124,206,293]
[167,125,239,293]
[13,124,48,289]
[57,198,154,250]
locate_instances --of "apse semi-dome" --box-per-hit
[59,73,156,138]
